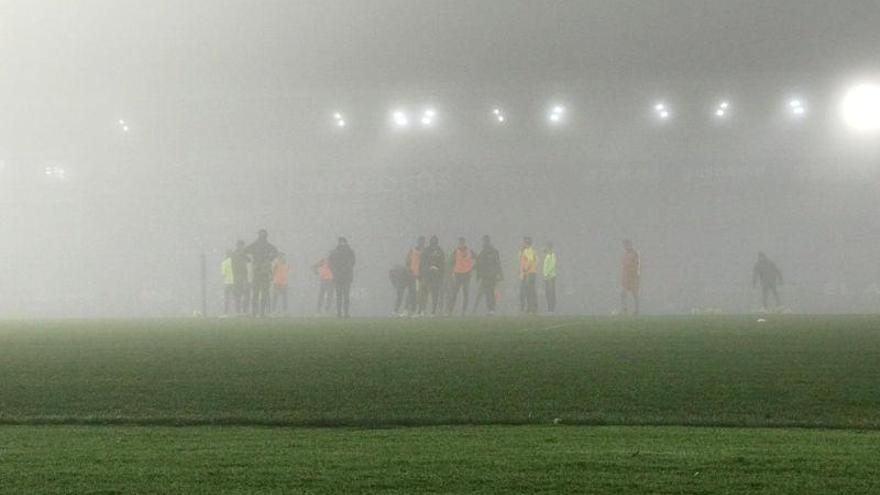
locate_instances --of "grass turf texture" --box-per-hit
[0,316,879,428]
[1,425,879,494]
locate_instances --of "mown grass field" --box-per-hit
[1,316,879,493]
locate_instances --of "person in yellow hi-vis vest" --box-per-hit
[519,236,538,314]
[542,242,558,314]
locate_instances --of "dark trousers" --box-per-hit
[447,272,472,315]
[421,274,443,315]
[475,278,498,313]
[762,283,780,308]
[233,281,249,314]
[520,273,537,313]
[335,280,352,318]
[252,272,271,317]
[272,285,288,314]
[545,277,557,313]
[224,285,234,314]
[394,283,406,313]
[404,277,420,313]
[317,280,334,313]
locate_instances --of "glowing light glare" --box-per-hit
[44,166,66,179]
[392,110,409,128]
[719,101,730,110]
[118,119,126,125]
[547,104,567,125]
[789,100,802,109]
[420,108,437,127]
[841,83,880,132]
[653,101,671,121]
[122,125,130,132]
[421,116,432,126]
[497,115,505,123]
[715,109,726,117]
[492,107,506,124]
[423,108,436,118]
[493,108,501,115]
[336,119,346,127]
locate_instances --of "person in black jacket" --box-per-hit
[753,252,783,311]
[328,237,356,318]
[230,239,249,314]
[244,229,279,318]
[474,235,503,315]
[419,235,446,316]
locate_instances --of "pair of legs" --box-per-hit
[620,286,639,316]
[335,279,352,318]
[545,278,557,313]
[272,285,288,314]
[474,278,497,314]
[420,274,443,315]
[251,276,271,318]
[447,272,472,316]
[520,274,538,314]
[224,285,234,314]
[404,277,421,314]
[761,283,781,310]
[233,281,250,314]
[317,280,334,314]
[393,281,408,314]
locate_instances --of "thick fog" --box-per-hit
[1,0,880,317]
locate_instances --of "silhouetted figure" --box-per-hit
[753,252,783,310]
[221,249,235,316]
[272,253,289,315]
[474,235,503,315]
[245,229,279,318]
[420,235,446,316]
[230,240,249,314]
[328,237,356,318]
[519,237,538,314]
[620,239,640,316]
[389,264,410,315]
[311,255,335,316]
[405,236,426,315]
[447,237,475,316]
[543,242,558,314]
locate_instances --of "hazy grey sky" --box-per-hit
[1,1,879,317]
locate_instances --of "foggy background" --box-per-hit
[1,0,879,317]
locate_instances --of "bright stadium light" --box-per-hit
[420,108,437,127]
[332,112,347,128]
[492,107,506,123]
[392,110,409,129]
[122,125,130,132]
[841,83,880,132]
[714,100,730,119]
[653,101,671,121]
[547,104,567,125]
[787,98,806,118]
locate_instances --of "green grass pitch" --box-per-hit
[1,315,879,493]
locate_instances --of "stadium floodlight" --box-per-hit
[548,104,567,125]
[653,101,671,121]
[420,108,437,127]
[392,110,409,129]
[118,119,126,125]
[44,166,66,180]
[841,83,880,132]
[332,112,347,128]
[492,107,506,123]
[714,100,730,119]
[122,125,130,132]
[787,98,806,118]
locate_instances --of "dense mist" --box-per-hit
[1,0,879,317]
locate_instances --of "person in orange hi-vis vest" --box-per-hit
[404,236,426,316]
[620,239,641,316]
[271,253,290,315]
[447,237,476,316]
[519,236,538,314]
[311,255,334,316]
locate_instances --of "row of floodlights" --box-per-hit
[331,97,816,131]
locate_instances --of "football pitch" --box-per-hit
[1,316,879,493]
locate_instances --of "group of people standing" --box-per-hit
[389,235,564,317]
[219,231,783,318]
[221,231,356,318]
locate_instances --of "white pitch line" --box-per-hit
[522,321,582,332]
